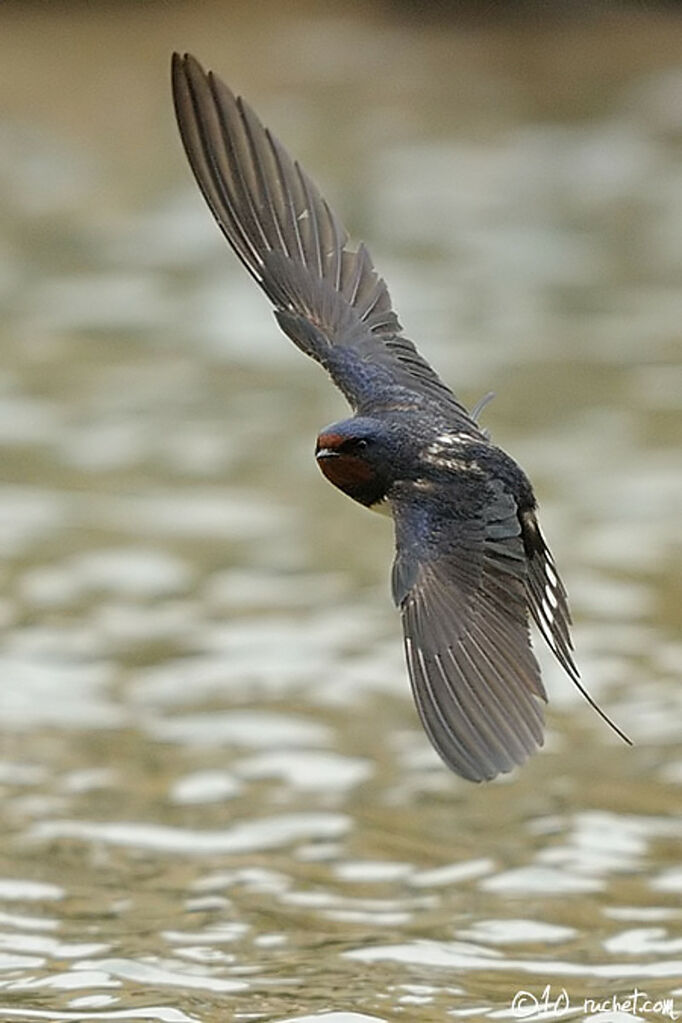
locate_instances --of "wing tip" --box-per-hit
[171,52,241,109]
[404,630,546,785]
[171,50,198,85]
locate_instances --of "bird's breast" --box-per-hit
[369,496,392,517]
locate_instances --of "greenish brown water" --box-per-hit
[0,3,681,1021]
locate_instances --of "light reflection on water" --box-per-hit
[0,3,680,1022]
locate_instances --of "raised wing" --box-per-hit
[391,481,547,781]
[171,53,478,427]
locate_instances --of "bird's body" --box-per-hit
[171,53,628,782]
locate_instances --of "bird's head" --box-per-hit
[315,417,399,510]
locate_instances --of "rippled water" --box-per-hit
[0,3,681,1021]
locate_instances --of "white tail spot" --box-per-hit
[541,597,555,624]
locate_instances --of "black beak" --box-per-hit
[316,447,338,461]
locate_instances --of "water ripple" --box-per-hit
[27,813,350,855]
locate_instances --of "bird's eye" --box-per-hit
[338,436,370,455]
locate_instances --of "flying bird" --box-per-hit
[171,53,630,782]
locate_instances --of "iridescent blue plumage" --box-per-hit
[172,53,630,781]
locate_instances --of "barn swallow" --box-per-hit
[171,53,630,782]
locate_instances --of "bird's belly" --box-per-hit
[370,498,393,518]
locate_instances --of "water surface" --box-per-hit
[0,3,680,1021]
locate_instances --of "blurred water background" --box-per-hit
[0,2,681,1021]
